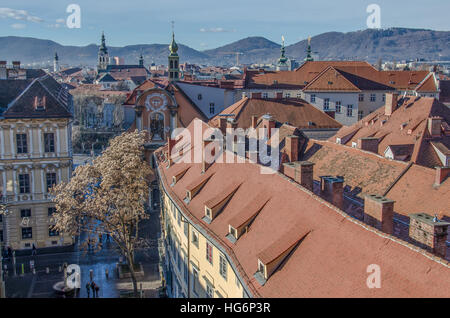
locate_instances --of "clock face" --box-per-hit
[145,93,168,113]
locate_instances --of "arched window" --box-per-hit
[170,61,174,69]
[149,112,165,141]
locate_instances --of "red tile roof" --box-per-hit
[331,96,450,168]
[156,118,450,298]
[209,97,342,130]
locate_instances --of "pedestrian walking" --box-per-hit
[91,281,96,298]
[31,243,37,256]
[95,284,100,298]
[86,283,91,298]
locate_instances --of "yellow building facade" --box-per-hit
[0,75,74,251]
[158,179,251,298]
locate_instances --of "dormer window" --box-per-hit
[34,96,46,111]
[198,94,203,100]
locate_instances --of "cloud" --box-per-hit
[56,18,65,24]
[11,23,26,29]
[200,27,236,33]
[0,8,44,23]
[47,23,63,29]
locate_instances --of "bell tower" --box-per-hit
[53,52,60,73]
[98,31,110,72]
[168,23,180,82]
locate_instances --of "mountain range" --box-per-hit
[0,28,449,67]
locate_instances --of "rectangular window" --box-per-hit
[16,134,27,154]
[359,94,364,102]
[297,92,302,98]
[46,173,57,192]
[20,209,31,218]
[183,255,188,285]
[0,230,3,243]
[335,101,342,113]
[347,105,353,117]
[358,110,364,120]
[219,254,228,280]
[183,220,188,237]
[49,226,59,237]
[192,267,200,295]
[370,94,376,102]
[285,93,291,98]
[48,207,56,216]
[382,93,386,102]
[206,242,213,265]
[19,174,30,193]
[262,92,268,99]
[44,133,55,153]
[192,230,199,248]
[22,227,32,239]
[323,98,330,111]
[310,94,316,103]
[209,103,215,114]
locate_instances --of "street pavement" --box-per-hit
[2,209,162,298]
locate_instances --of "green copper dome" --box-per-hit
[169,32,178,55]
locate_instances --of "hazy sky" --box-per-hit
[0,0,449,50]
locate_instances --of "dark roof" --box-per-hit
[2,75,72,119]
[0,79,33,109]
[25,68,47,79]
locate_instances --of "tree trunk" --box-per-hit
[127,254,139,297]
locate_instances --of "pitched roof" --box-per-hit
[156,118,450,297]
[331,96,450,168]
[302,139,408,199]
[209,97,342,130]
[2,75,72,119]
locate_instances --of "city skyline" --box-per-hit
[0,0,449,50]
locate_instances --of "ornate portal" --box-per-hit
[150,113,165,140]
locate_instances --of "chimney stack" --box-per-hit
[363,194,394,234]
[320,176,344,209]
[409,213,450,258]
[226,118,237,130]
[284,161,315,192]
[251,115,258,129]
[428,116,443,137]
[251,92,262,99]
[167,137,176,165]
[434,166,450,185]
[357,137,379,153]
[262,114,276,139]
[385,93,399,116]
[202,138,219,173]
[285,135,299,162]
[219,117,227,134]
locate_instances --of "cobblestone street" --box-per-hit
[2,210,161,298]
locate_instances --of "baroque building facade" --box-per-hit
[0,75,74,250]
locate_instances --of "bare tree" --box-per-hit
[51,130,152,296]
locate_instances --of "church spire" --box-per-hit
[305,36,314,62]
[139,50,144,67]
[168,22,180,82]
[98,31,110,72]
